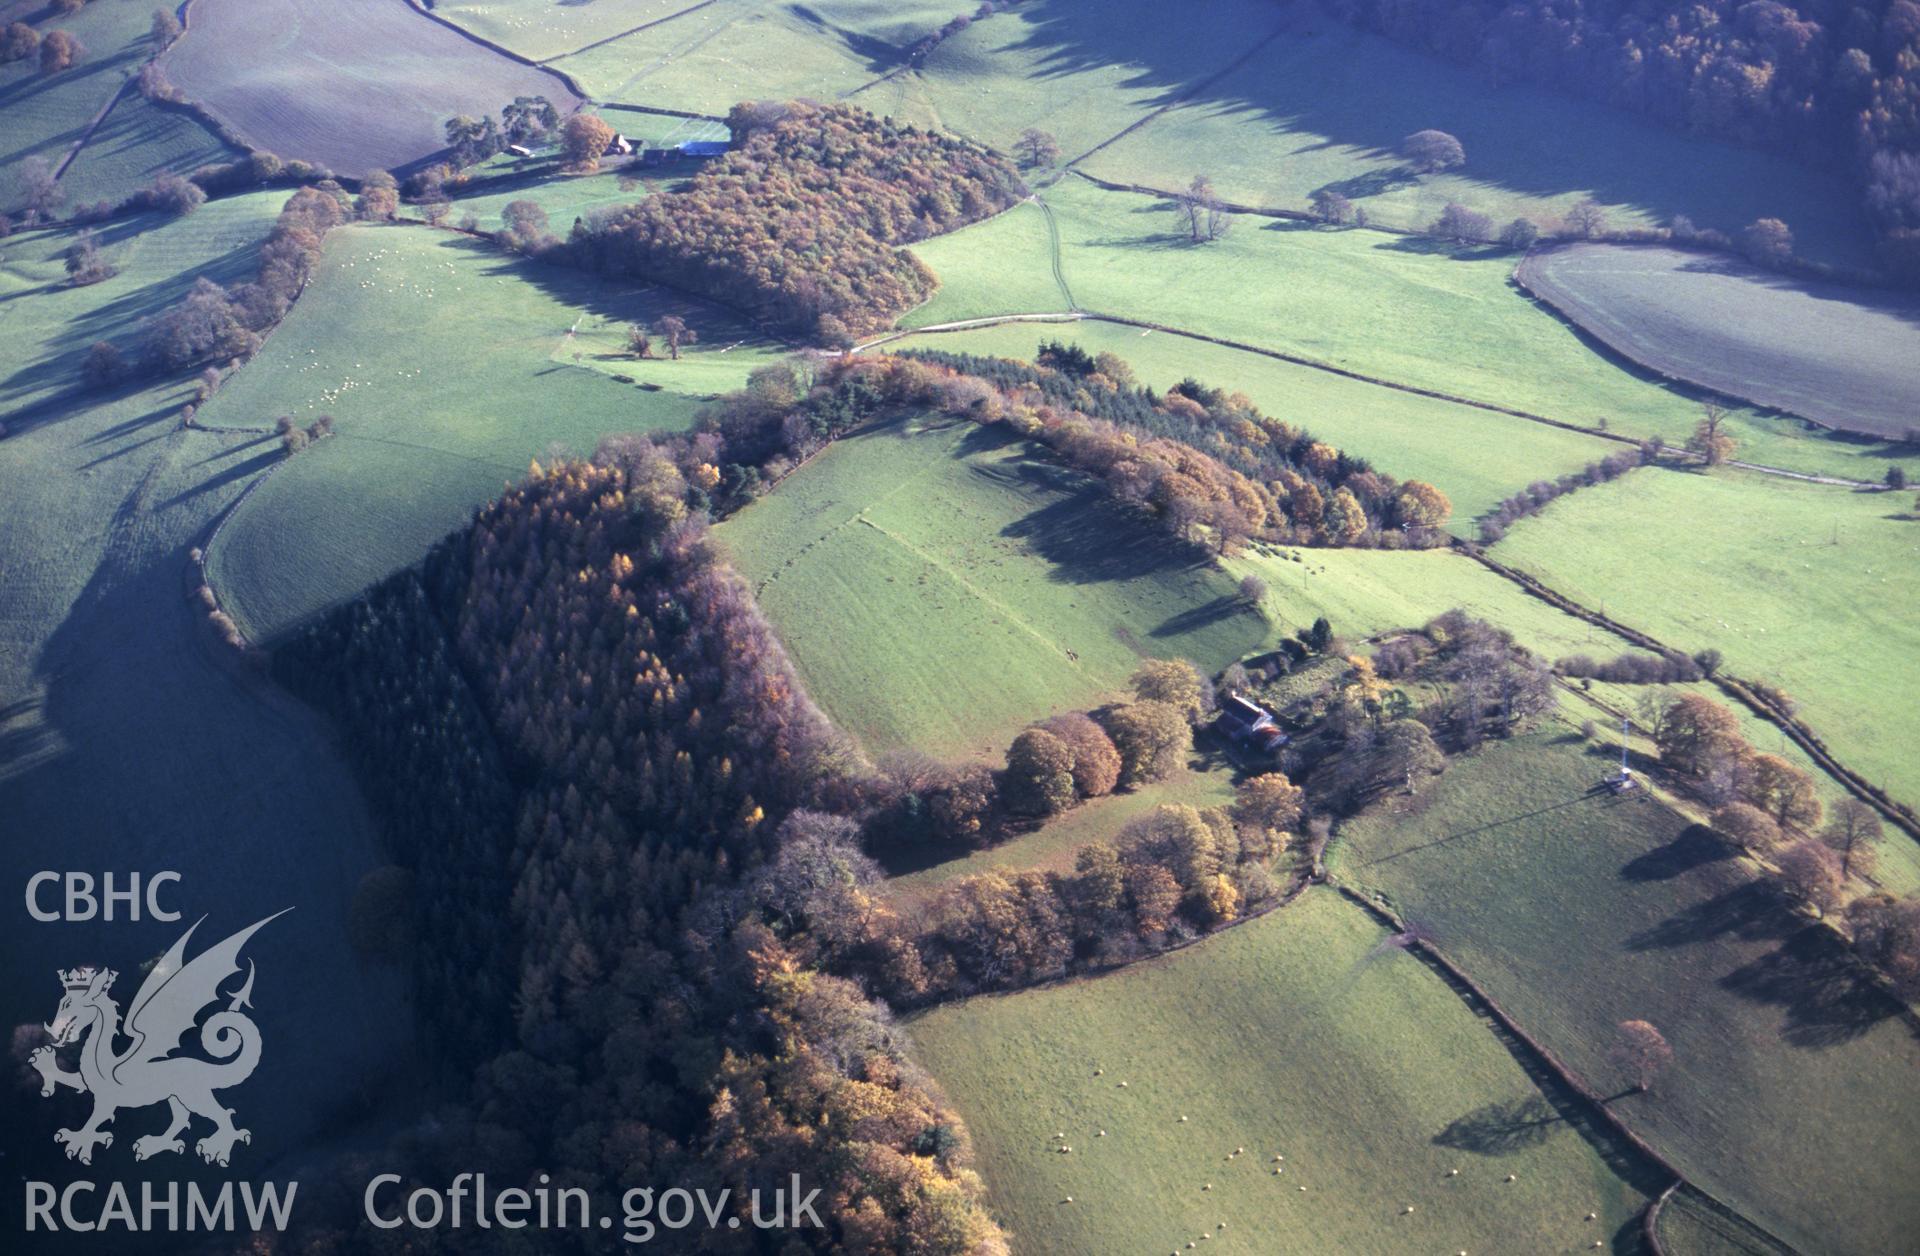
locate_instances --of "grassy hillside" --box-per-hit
[882,320,1617,529]
[200,224,779,640]
[715,415,1265,758]
[1075,20,1872,269]
[1333,733,1920,1256]
[0,1,234,211]
[899,200,1074,326]
[0,197,411,1166]
[1494,467,1920,811]
[901,179,1917,484]
[431,0,696,62]
[552,0,974,106]
[909,889,1656,1256]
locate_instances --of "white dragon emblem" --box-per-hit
[30,911,286,1167]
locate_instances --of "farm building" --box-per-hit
[610,134,634,155]
[1215,693,1287,756]
[506,143,534,158]
[677,139,730,158]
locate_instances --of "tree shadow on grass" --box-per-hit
[1001,487,1216,584]
[1150,594,1250,638]
[1624,879,1796,952]
[1433,1095,1565,1155]
[1719,925,1905,1049]
[1619,823,1733,883]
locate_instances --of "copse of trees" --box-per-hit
[569,102,1025,342]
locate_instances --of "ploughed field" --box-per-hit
[161,0,580,174]
[1519,244,1920,441]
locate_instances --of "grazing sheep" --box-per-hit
[1273,1168,1283,1176]
[1203,1183,1212,1191]
[1402,1205,1415,1214]
[1505,1174,1517,1182]
[1586,1212,1597,1221]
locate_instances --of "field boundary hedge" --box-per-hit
[400,0,593,102]
[1459,544,1920,844]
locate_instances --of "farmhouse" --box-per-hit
[506,143,534,158]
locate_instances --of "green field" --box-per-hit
[908,889,1656,1255]
[715,415,1266,758]
[0,195,412,1155]
[883,319,1619,529]
[1075,20,1871,269]
[1494,467,1920,811]
[881,763,1238,900]
[552,0,974,107]
[0,2,233,212]
[898,179,1917,484]
[1332,733,1920,1256]
[199,223,782,640]
[432,0,698,62]
[1520,244,1920,440]
[898,199,1074,326]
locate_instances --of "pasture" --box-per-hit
[200,223,778,640]
[1519,244,1920,440]
[881,318,1618,529]
[431,0,698,62]
[1493,466,1920,812]
[1332,733,1920,1256]
[880,764,1238,899]
[714,415,1266,758]
[552,0,974,108]
[908,889,1656,1256]
[907,179,1916,483]
[161,0,580,174]
[0,1,234,211]
[1074,19,1872,270]
[0,197,414,1167]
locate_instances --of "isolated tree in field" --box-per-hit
[1711,802,1781,853]
[1309,189,1355,224]
[1004,728,1077,817]
[1742,752,1822,829]
[626,325,652,358]
[652,314,696,359]
[1431,202,1493,243]
[1742,217,1794,265]
[1821,798,1884,880]
[151,9,181,46]
[1403,129,1465,173]
[1131,658,1208,721]
[39,29,80,74]
[1014,127,1061,169]
[1774,838,1844,917]
[1610,1020,1674,1093]
[1564,198,1608,238]
[1687,402,1735,466]
[18,157,61,223]
[1499,217,1541,250]
[1039,712,1121,798]
[420,198,450,227]
[63,232,114,286]
[1653,693,1743,777]
[0,21,37,64]
[1178,175,1229,243]
[83,340,125,389]
[356,170,399,221]
[563,113,616,172]
[1237,573,1266,606]
[1233,772,1305,836]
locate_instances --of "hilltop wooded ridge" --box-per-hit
[569,102,1026,343]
